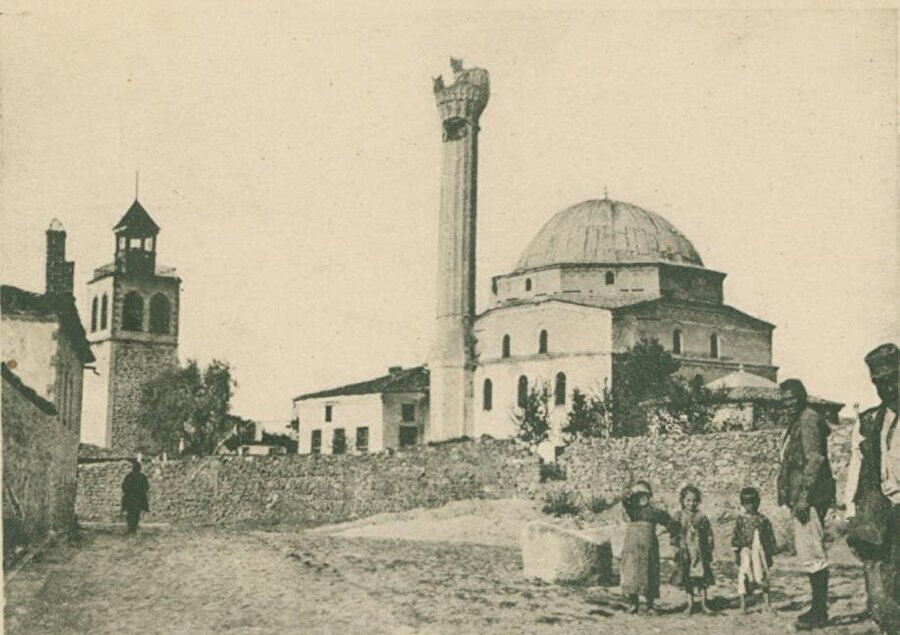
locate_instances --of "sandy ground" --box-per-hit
[4,500,880,634]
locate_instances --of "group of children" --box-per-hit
[620,481,777,615]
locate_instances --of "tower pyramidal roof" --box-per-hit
[113,199,159,235]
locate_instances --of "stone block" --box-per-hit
[520,521,613,585]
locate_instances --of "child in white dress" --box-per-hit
[732,487,776,612]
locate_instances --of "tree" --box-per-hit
[136,359,237,455]
[562,385,613,439]
[610,338,718,436]
[512,382,552,449]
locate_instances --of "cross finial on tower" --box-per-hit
[603,186,609,199]
[135,171,140,201]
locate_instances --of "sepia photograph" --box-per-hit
[1,2,897,633]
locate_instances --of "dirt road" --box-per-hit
[4,522,878,634]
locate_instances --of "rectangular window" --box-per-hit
[129,237,141,249]
[401,403,416,422]
[311,430,322,455]
[332,428,347,454]
[356,427,369,452]
[324,404,332,422]
[399,426,418,448]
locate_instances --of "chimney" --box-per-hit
[388,366,403,376]
[45,219,74,297]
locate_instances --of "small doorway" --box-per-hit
[399,426,418,448]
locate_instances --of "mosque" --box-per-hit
[293,60,776,455]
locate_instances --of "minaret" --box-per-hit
[429,58,489,441]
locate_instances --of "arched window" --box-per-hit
[517,376,528,408]
[710,333,719,359]
[554,372,567,406]
[673,329,683,355]
[122,292,144,331]
[525,278,532,291]
[491,279,498,295]
[100,294,109,330]
[539,329,548,354]
[502,334,511,358]
[149,294,171,334]
[483,379,493,411]
[605,271,615,285]
[91,297,98,332]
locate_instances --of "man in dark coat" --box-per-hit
[121,461,150,533]
[777,378,836,630]
[847,343,899,634]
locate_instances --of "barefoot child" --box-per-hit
[620,481,679,614]
[670,485,715,614]
[732,486,776,613]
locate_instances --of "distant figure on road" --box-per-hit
[121,461,150,533]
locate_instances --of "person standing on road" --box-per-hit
[846,343,899,634]
[121,461,150,534]
[777,378,836,630]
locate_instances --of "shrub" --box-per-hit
[541,489,580,517]
[539,461,566,482]
[584,495,613,515]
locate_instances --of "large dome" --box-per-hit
[514,199,703,272]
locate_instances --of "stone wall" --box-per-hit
[556,426,854,558]
[3,369,79,566]
[76,438,541,525]
[559,426,852,503]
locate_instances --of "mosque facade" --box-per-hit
[293,61,776,455]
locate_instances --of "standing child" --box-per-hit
[670,485,716,614]
[732,486,776,613]
[620,480,679,614]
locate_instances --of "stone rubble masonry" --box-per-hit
[558,427,852,503]
[75,427,854,535]
[3,372,79,563]
[76,438,542,525]
[108,339,177,452]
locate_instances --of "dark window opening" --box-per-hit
[605,271,615,285]
[324,404,333,422]
[100,294,108,330]
[710,333,720,359]
[483,379,493,411]
[554,372,567,406]
[491,279,498,294]
[91,297,98,332]
[539,330,548,354]
[517,375,528,408]
[401,403,416,422]
[149,294,170,334]
[332,428,347,454]
[122,292,144,331]
[673,329,683,355]
[502,335,511,358]
[311,430,322,455]
[356,427,369,452]
[525,278,532,291]
[399,426,418,448]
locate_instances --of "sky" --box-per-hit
[2,3,897,428]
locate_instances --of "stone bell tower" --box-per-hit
[429,58,489,441]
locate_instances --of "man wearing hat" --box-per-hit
[847,343,899,633]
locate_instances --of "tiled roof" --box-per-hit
[713,385,843,410]
[113,199,160,235]
[1,362,57,415]
[1,285,94,364]
[294,366,428,401]
[611,297,775,328]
